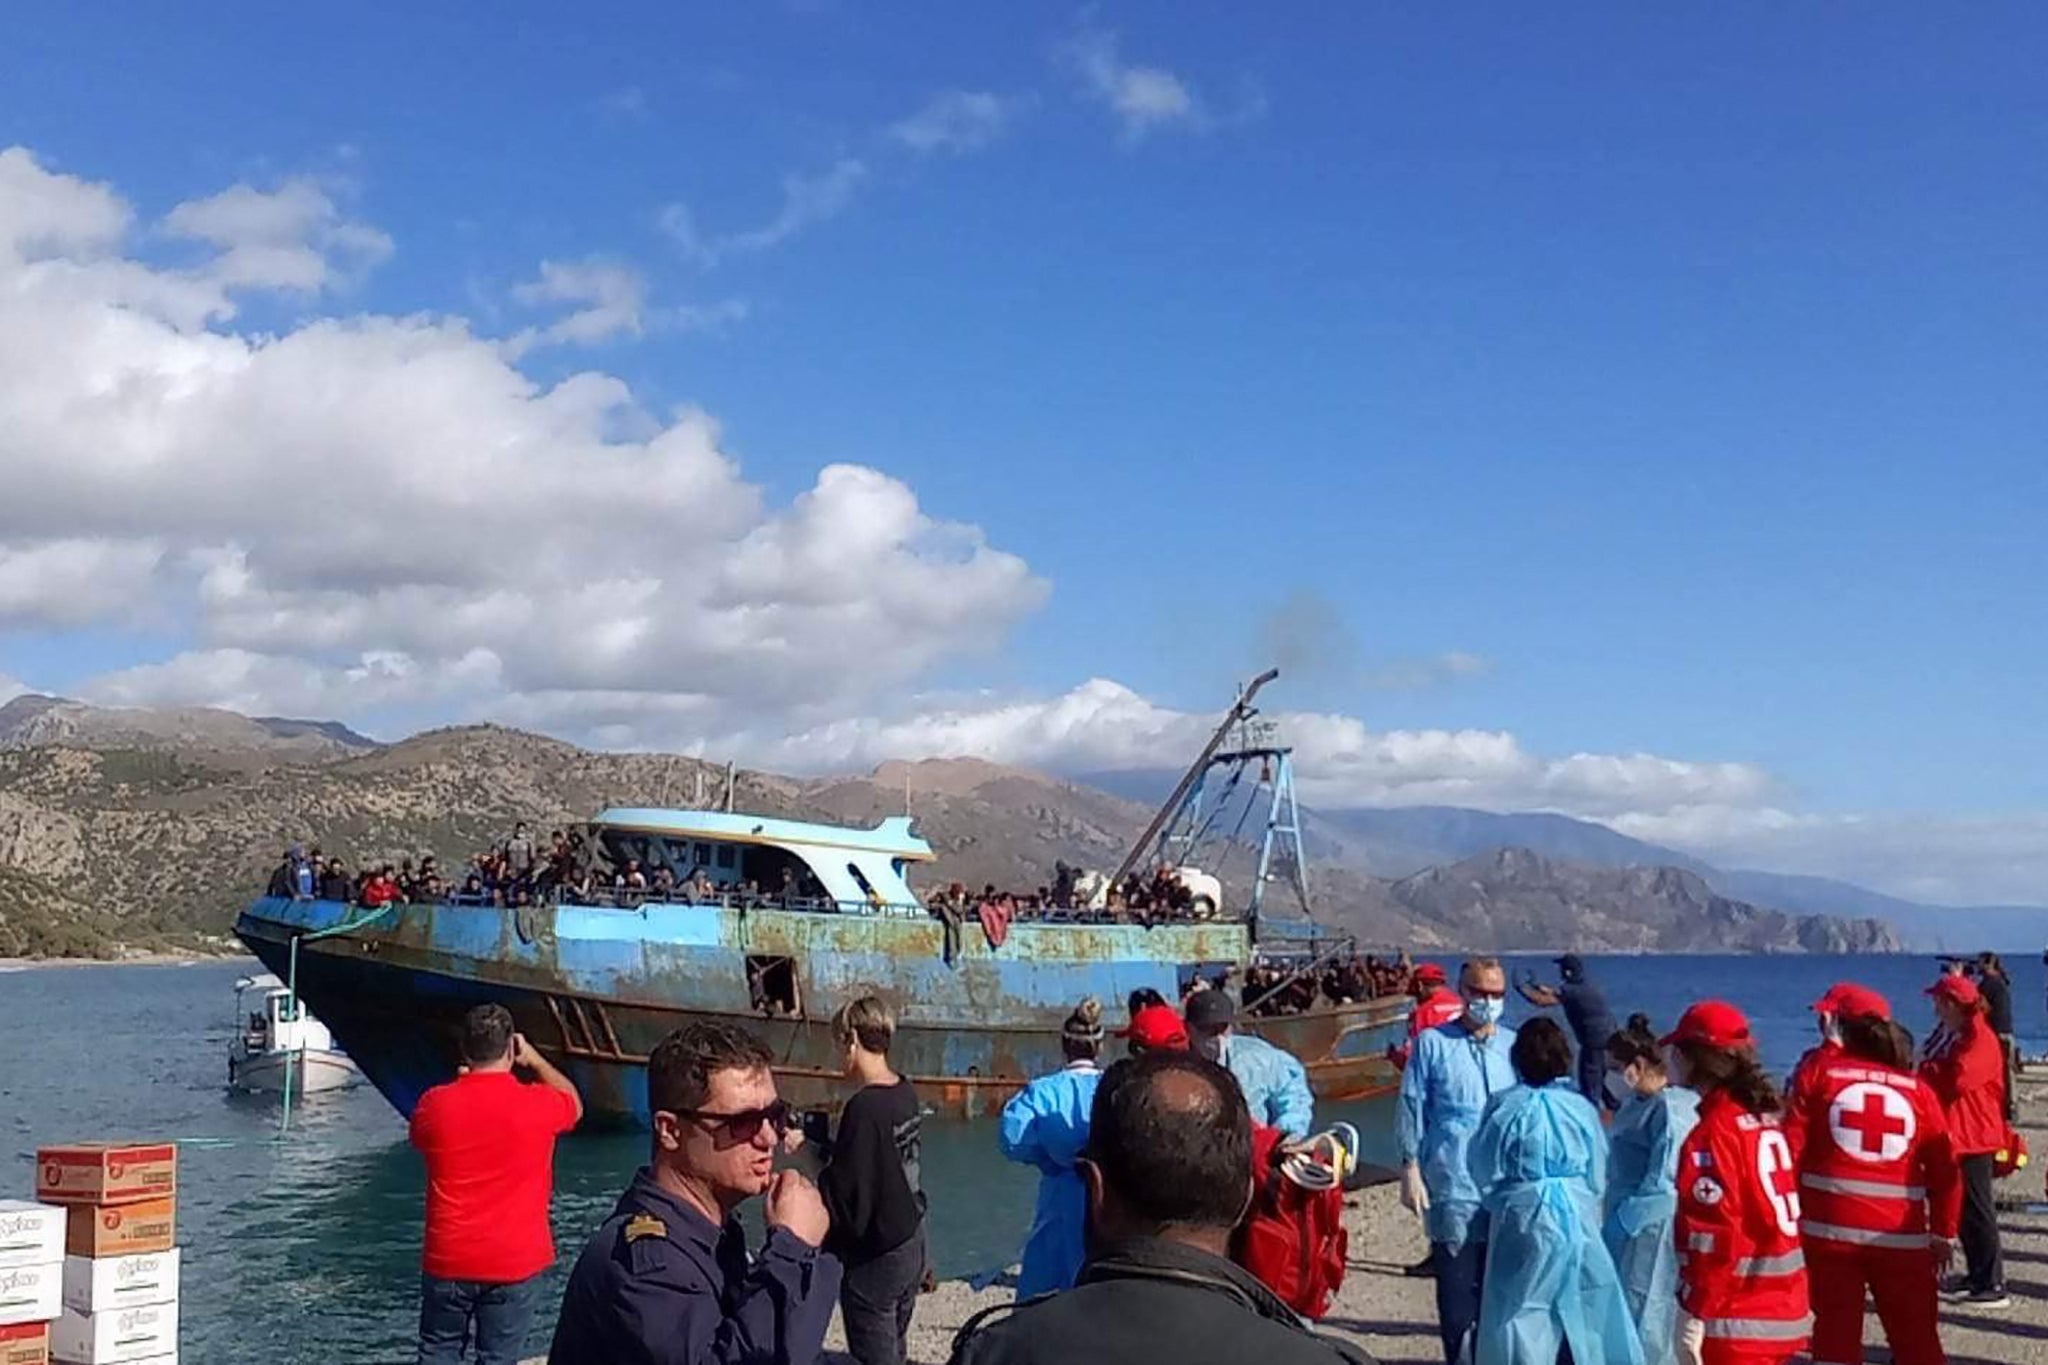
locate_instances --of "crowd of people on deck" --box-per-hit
[263,823,833,913]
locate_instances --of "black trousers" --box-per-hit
[840,1226,926,1365]
[1958,1152,2004,1292]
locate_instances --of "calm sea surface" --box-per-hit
[1,953,2039,1363]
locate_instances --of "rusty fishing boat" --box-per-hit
[234,670,1412,1128]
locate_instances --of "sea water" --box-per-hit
[0,953,2038,1363]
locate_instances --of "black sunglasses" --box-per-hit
[666,1099,796,1144]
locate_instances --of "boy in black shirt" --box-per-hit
[819,996,926,1365]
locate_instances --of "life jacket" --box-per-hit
[1233,1125,1348,1320]
[1787,1059,1961,1252]
[1674,1093,1811,1357]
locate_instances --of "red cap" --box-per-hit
[1813,983,1891,1021]
[1661,1000,1753,1050]
[1926,974,1982,1008]
[1413,963,1449,986]
[1120,1004,1190,1051]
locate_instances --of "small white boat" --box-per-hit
[228,974,360,1095]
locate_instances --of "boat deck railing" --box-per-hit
[282,887,1242,927]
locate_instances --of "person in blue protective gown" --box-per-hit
[1398,957,1519,1365]
[1470,1017,1645,1365]
[997,998,1107,1299]
[1187,988,1315,1137]
[1600,1014,1700,1365]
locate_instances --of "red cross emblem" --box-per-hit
[1828,1081,1914,1163]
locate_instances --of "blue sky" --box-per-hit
[1,5,2044,900]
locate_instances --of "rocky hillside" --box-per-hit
[0,697,1899,957]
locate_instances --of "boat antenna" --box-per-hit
[724,760,736,812]
[693,766,706,808]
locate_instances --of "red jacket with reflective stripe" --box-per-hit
[1674,1092,1810,1350]
[1918,1016,2007,1155]
[1783,1040,1842,1115]
[1785,1060,1961,1246]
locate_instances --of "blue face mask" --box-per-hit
[1466,995,1506,1027]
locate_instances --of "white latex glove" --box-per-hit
[1675,1312,1705,1365]
[1399,1162,1431,1218]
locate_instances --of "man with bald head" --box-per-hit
[949,1051,1371,1365]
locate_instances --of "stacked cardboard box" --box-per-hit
[0,1198,66,1365]
[33,1147,178,1365]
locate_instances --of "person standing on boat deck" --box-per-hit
[410,1004,583,1365]
[1516,954,1619,1110]
[998,998,1107,1299]
[505,822,535,879]
[549,1021,840,1365]
[816,997,928,1365]
[1398,957,1518,1365]
[1185,990,1314,1137]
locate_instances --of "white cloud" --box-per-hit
[0,671,26,707]
[1062,24,1202,141]
[504,257,749,355]
[890,91,1016,154]
[0,145,1045,731]
[660,159,868,268]
[163,177,392,300]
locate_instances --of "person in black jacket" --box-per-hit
[949,1050,1374,1365]
[818,996,926,1365]
[1973,951,2017,1120]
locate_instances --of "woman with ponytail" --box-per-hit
[1663,1001,1809,1365]
[1601,1014,1700,1365]
[998,997,1108,1298]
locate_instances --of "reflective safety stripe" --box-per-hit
[1801,1174,1926,1200]
[1800,1220,1929,1250]
[1734,1250,1806,1277]
[1687,1233,1716,1253]
[1703,1315,1814,1341]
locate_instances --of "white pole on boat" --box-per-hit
[724,760,736,812]
[280,932,299,1134]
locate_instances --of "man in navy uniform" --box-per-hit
[549,1020,840,1364]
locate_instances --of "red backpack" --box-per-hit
[1234,1125,1350,1320]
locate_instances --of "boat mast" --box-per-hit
[1109,668,1278,892]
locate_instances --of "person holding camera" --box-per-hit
[410,1004,583,1365]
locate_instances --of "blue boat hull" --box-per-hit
[235,897,1410,1126]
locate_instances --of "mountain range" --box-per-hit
[1079,769,2046,952]
[0,692,1964,958]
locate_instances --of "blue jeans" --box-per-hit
[1431,1238,1486,1365]
[418,1273,542,1365]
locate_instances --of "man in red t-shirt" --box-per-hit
[410,1003,583,1364]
